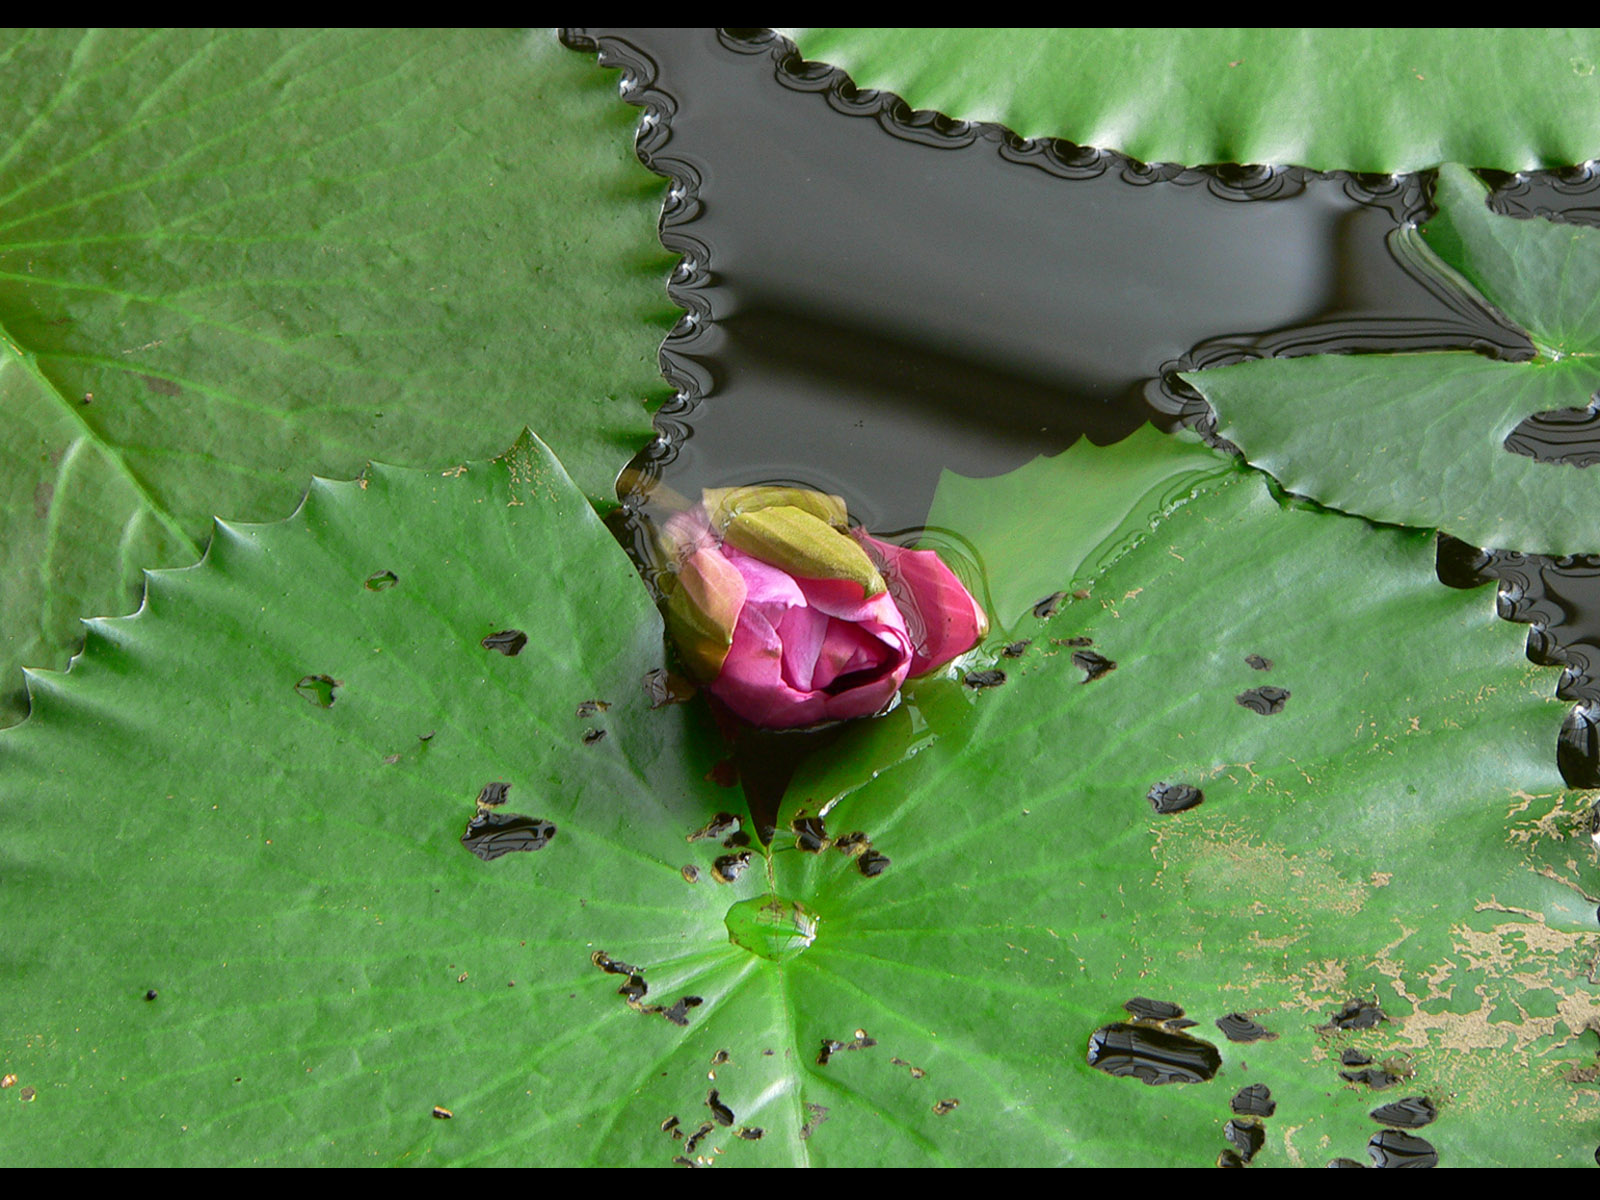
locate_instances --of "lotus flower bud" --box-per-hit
[658,485,987,729]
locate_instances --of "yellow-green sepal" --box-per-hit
[702,485,849,534]
[722,506,887,596]
[661,547,746,680]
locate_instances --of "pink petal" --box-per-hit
[855,533,987,676]
[709,581,912,730]
[816,667,906,722]
[723,544,807,608]
[711,604,833,728]
[795,574,907,630]
[678,546,747,624]
[775,603,829,692]
[811,619,896,691]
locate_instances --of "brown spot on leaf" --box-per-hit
[799,1102,829,1140]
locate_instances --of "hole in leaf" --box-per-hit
[1325,998,1386,1030]
[460,812,554,859]
[1230,1083,1275,1118]
[591,950,702,1026]
[1123,997,1185,1022]
[817,1030,877,1065]
[834,831,870,856]
[1086,1022,1222,1085]
[706,1089,734,1126]
[1236,686,1290,715]
[689,813,741,843]
[791,814,830,852]
[461,783,552,861]
[1215,1013,1277,1043]
[1032,591,1067,619]
[932,1098,960,1116]
[1244,653,1273,671]
[1370,1096,1437,1129]
[576,699,611,718]
[1223,1119,1264,1163]
[1072,649,1116,681]
[1002,639,1031,658]
[684,1121,714,1153]
[1147,782,1204,815]
[364,569,399,591]
[481,629,528,656]
[294,675,339,707]
[658,996,704,1027]
[964,668,1007,690]
[1367,1129,1438,1168]
[711,851,752,884]
[858,849,891,877]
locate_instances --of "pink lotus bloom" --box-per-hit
[660,487,986,729]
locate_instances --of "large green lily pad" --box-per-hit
[0,28,675,724]
[782,29,1600,173]
[1184,164,1600,556]
[2,429,1592,1165]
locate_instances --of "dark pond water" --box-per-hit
[564,27,1600,785]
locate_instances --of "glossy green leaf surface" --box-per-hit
[922,425,1230,633]
[1184,165,1600,556]
[4,433,1593,1165]
[783,29,1600,173]
[0,29,674,724]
